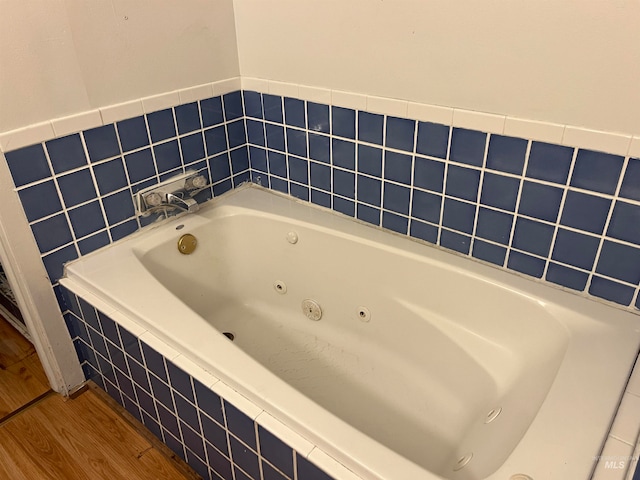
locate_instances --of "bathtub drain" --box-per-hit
[223,332,235,341]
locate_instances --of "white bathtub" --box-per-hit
[62,185,640,480]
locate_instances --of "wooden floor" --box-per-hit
[0,315,196,480]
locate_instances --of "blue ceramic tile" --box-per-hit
[332,139,355,170]
[78,297,100,331]
[227,120,247,149]
[232,170,250,187]
[560,191,610,234]
[332,106,356,139]
[128,358,150,393]
[263,94,283,123]
[46,134,88,173]
[206,442,232,479]
[271,177,288,194]
[265,124,285,152]
[205,125,228,155]
[384,151,412,184]
[297,456,333,480]
[174,103,201,135]
[286,129,307,158]
[284,97,306,128]
[230,437,260,480]
[116,117,149,152]
[201,96,224,127]
[440,229,471,254]
[475,207,513,245]
[486,135,527,175]
[213,178,233,196]
[93,158,128,195]
[546,262,588,291]
[472,240,506,266]
[43,245,78,282]
[154,140,181,174]
[383,211,409,235]
[5,144,51,187]
[385,116,415,152]
[309,133,330,163]
[147,109,176,143]
[231,147,250,174]
[383,182,410,215]
[109,224,140,252]
[410,219,438,244]
[307,102,330,133]
[357,175,381,206]
[416,122,449,159]
[57,169,97,208]
[311,189,331,204]
[334,170,355,199]
[180,132,205,164]
[526,142,574,184]
[334,197,355,217]
[166,362,194,402]
[193,379,224,425]
[201,414,227,455]
[445,165,480,202]
[149,373,174,411]
[102,189,134,225]
[68,201,106,239]
[174,395,199,433]
[262,461,289,480]
[98,312,119,344]
[450,128,486,166]
[357,145,383,177]
[607,201,640,245]
[223,91,244,121]
[620,158,640,201]
[185,449,208,478]
[288,156,308,184]
[518,181,563,223]
[570,149,624,195]
[356,203,380,225]
[124,148,156,183]
[310,163,331,191]
[121,328,143,365]
[480,173,520,211]
[31,214,73,253]
[84,124,120,162]
[209,153,231,183]
[246,119,265,146]
[156,400,180,433]
[243,91,263,119]
[551,228,600,270]
[290,183,309,201]
[268,151,287,178]
[358,111,384,145]
[414,156,444,193]
[412,190,442,224]
[589,276,635,306]
[596,240,640,284]
[225,402,256,449]
[512,217,554,257]
[442,198,476,234]
[89,330,109,360]
[507,251,545,278]
[18,180,62,222]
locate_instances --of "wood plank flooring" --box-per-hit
[0,314,197,479]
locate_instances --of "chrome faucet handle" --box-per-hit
[166,190,199,213]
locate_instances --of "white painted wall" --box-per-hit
[233,0,640,136]
[0,0,240,133]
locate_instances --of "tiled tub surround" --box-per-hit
[2,86,250,284]
[58,186,640,480]
[61,286,339,480]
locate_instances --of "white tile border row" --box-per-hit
[2,74,639,161]
[594,355,640,480]
[0,77,242,153]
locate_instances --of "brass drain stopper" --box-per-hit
[177,233,197,254]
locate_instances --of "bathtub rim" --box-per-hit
[61,185,640,480]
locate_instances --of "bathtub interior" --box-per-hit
[62,186,640,480]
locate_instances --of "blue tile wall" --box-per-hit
[4,92,250,286]
[61,286,336,480]
[240,90,640,311]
